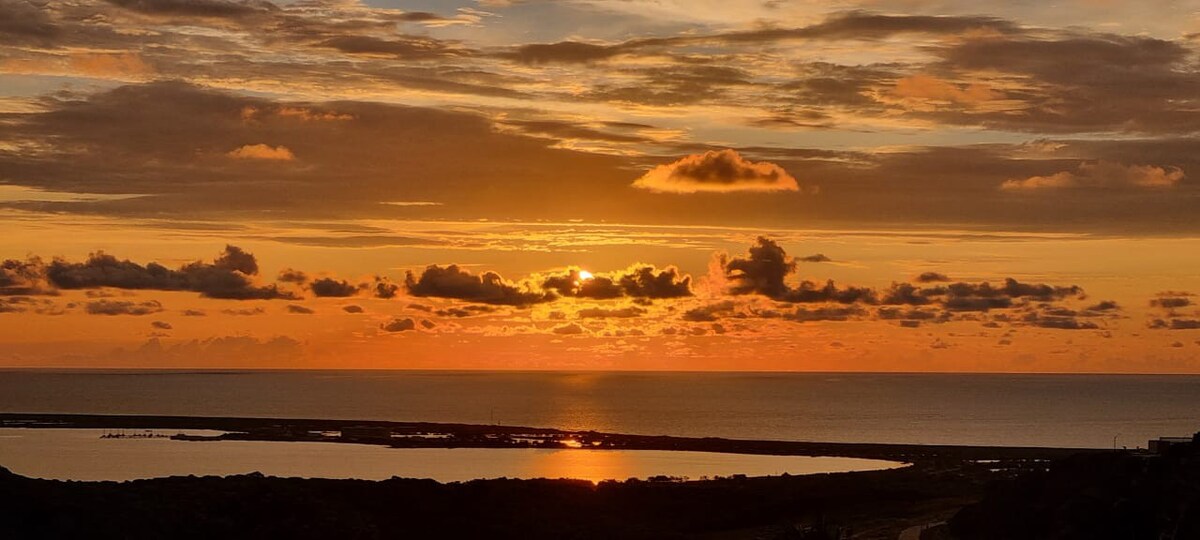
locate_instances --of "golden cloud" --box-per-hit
[69,53,154,79]
[1001,161,1184,191]
[891,74,997,106]
[0,53,153,81]
[632,149,800,194]
[226,143,296,161]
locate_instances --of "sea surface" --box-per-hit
[0,428,897,482]
[1,370,1197,449]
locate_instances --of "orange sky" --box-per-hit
[1,0,1199,372]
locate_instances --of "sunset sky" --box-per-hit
[1,0,1199,371]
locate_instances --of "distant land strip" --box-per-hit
[0,413,1100,464]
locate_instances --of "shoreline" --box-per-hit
[0,412,1099,465]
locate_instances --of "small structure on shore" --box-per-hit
[1148,432,1200,454]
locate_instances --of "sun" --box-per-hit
[577,270,594,281]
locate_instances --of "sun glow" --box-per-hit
[577,270,594,281]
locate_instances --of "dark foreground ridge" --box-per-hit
[951,446,1200,539]
[0,462,985,540]
[0,412,1089,463]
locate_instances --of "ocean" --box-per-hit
[1,370,1197,449]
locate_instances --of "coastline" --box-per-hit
[0,412,1098,465]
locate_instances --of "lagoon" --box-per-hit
[0,428,900,483]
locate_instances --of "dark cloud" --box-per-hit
[1086,300,1120,312]
[1150,319,1200,330]
[103,0,279,18]
[721,237,873,303]
[286,304,314,314]
[558,274,625,300]
[1022,312,1100,330]
[881,283,937,306]
[0,299,24,314]
[277,268,307,284]
[682,301,737,322]
[798,254,832,263]
[1148,292,1199,330]
[0,0,59,46]
[502,12,1019,65]
[372,278,399,299]
[617,266,692,299]
[577,306,645,319]
[314,35,462,59]
[151,320,173,329]
[1151,296,1192,309]
[0,296,61,315]
[779,281,877,304]
[768,62,893,115]
[783,305,867,323]
[540,266,692,300]
[406,265,550,306]
[552,323,584,335]
[4,81,1200,234]
[916,272,950,283]
[85,290,133,298]
[722,237,795,298]
[877,307,947,322]
[85,299,164,316]
[928,34,1200,134]
[585,64,753,107]
[0,258,52,296]
[43,246,294,300]
[0,82,626,221]
[435,305,497,318]
[308,277,362,298]
[543,271,615,299]
[342,305,364,313]
[381,318,417,332]
[947,279,1083,303]
[220,307,265,316]
[940,296,1013,312]
[738,11,1020,42]
[390,11,442,23]
[723,238,1084,316]
[507,41,624,64]
[879,279,1083,312]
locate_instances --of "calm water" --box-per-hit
[1,370,1198,449]
[0,429,898,482]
